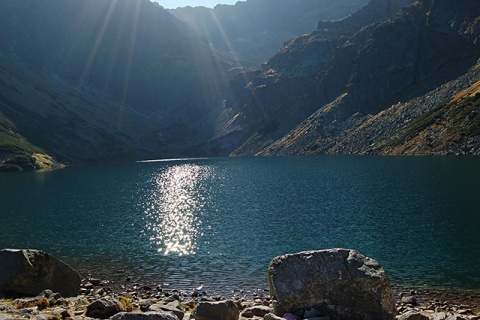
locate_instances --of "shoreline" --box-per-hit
[1,268,480,319]
[1,276,479,319]
[74,267,480,308]
[77,270,480,313]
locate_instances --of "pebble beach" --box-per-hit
[1,271,480,320]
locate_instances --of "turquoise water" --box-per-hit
[1,156,480,294]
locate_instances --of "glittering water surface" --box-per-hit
[1,156,480,294]
[143,164,212,256]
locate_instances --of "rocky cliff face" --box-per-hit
[221,0,480,156]
[219,0,415,155]
[170,0,368,65]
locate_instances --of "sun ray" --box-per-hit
[78,0,118,88]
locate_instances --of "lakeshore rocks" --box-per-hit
[0,248,479,320]
[86,297,123,318]
[0,277,479,320]
[149,303,185,319]
[0,249,81,297]
[192,300,240,320]
[240,305,272,318]
[111,311,179,320]
[397,310,430,320]
[268,248,396,320]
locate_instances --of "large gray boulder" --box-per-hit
[268,248,396,320]
[0,249,80,297]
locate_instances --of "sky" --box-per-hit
[154,0,239,9]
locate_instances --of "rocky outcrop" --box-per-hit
[192,300,240,320]
[220,0,415,156]
[0,249,80,297]
[227,0,480,155]
[268,248,396,320]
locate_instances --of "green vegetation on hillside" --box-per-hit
[383,82,480,155]
[0,112,50,172]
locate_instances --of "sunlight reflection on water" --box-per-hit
[143,164,212,256]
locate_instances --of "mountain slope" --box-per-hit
[221,0,480,156]
[170,0,368,64]
[217,0,415,155]
[0,0,240,164]
[262,58,480,156]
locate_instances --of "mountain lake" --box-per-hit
[1,155,479,295]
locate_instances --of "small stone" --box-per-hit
[431,312,447,320]
[445,315,468,320]
[110,311,179,320]
[241,305,271,318]
[397,310,429,320]
[52,307,74,319]
[183,300,196,311]
[264,313,283,320]
[304,307,321,318]
[139,299,153,312]
[402,296,417,305]
[82,282,94,289]
[240,308,254,318]
[88,278,102,286]
[283,313,301,320]
[192,300,240,320]
[149,304,184,320]
[457,309,470,314]
[86,298,123,319]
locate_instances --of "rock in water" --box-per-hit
[268,248,396,320]
[0,249,80,297]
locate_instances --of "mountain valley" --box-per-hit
[1,0,479,171]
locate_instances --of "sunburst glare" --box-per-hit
[143,164,212,256]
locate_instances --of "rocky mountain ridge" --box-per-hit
[1,0,480,171]
[170,0,368,65]
[221,0,480,156]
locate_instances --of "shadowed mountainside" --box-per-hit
[0,0,241,169]
[170,0,368,65]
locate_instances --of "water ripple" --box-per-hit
[142,164,213,256]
